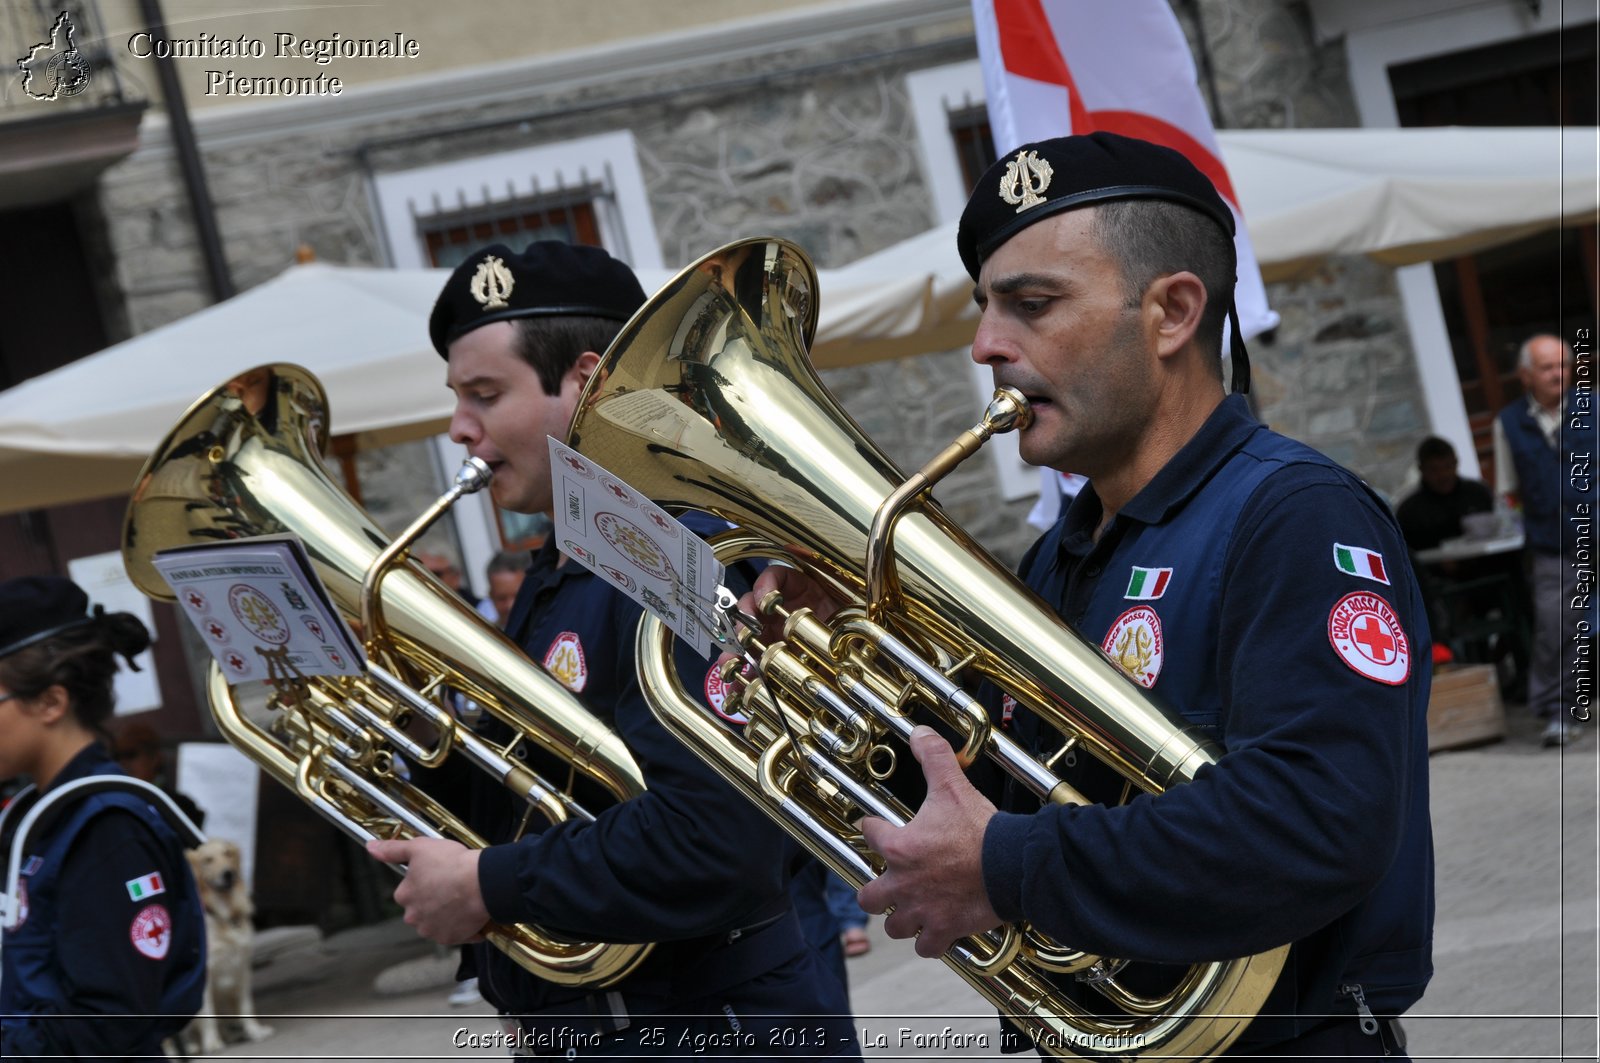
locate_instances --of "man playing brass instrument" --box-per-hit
[368,243,859,1059]
[757,134,1434,1058]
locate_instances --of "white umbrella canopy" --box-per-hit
[1,125,1593,515]
[0,255,978,514]
[836,126,1600,287]
[0,264,447,514]
[1222,126,1599,281]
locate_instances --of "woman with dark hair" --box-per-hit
[0,576,205,1060]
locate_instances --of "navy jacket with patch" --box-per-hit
[982,394,1435,1050]
[0,744,205,1061]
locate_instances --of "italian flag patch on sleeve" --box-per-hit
[125,871,165,901]
[1333,543,1390,585]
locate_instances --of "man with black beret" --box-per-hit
[761,132,1434,1056]
[368,242,859,1058]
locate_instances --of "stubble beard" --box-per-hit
[1025,316,1149,478]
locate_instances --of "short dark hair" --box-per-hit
[1090,199,1235,369]
[1416,436,1456,464]
[513,314,627,395]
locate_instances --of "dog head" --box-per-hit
[187,838,251,923]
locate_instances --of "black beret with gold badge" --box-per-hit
[957,131,1249,391]
[957,131,1236,280]
[428,241,647,357]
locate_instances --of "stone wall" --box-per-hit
[1185,0,1361,131]
[94,0,1434,573]
[1253,256,1426,503]
[1189,0,1431,502]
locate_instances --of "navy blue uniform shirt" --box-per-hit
[454,513,858,1057]
[1,744,205,1061]
[982,395,1434,1050]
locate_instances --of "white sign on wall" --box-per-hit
[176,741,260,890]
[66,550,161,715]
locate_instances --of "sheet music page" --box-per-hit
[152,536,365,681]
[547,438,728,659]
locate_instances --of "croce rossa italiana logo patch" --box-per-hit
[1328,591,1410,685]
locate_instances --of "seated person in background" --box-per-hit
[1396,436,1494,552]
[1398,437,1527,685]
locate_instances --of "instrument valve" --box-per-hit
[942,650,980,680]
[1042,735,1079,772]
[1075,957,1129,986]
[865,743,896,781]
[756,589,788,620]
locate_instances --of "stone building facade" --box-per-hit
[96,0,1430,571]
[1179,0,1427,499]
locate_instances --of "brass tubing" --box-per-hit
[129,368,651,989]
[864,388,1031,620]
[359,458,491,656]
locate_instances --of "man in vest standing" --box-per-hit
[1494,333,1595,747]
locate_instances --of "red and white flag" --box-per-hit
[972,0,1277,342]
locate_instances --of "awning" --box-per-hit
[1222,126,1598,280]
[0,257,980,512]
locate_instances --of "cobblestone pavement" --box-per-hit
[198,708,1597,1061]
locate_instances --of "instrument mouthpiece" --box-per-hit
[456,457,494,494]
[985,387,1033,434]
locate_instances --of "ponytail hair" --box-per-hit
[0,608,152,742]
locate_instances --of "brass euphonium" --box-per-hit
[570,238,1289,1058]
[122,364,652,987]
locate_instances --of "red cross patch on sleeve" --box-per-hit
[1328,591,1411,685]
[129,903,173,960]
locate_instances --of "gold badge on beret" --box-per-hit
[999,149,1054,213]
[469,254,514,311]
